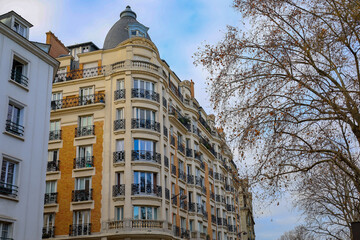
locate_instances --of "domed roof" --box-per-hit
[103,6,151,50]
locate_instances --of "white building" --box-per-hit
[0,11,58,239]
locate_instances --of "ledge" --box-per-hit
[3,131,24,141]
[0,194,18,202]
[9,79,29,91]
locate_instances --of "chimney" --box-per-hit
[46,31,69,58]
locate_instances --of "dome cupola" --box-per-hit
[103,6,151,50]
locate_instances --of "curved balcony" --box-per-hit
[114,89,125,100]
[131,88,159,102]
[131,118,160,132]
[75,125,95,137]
[112,184,125,197]
[73,156,94,169]
[131,183,162,197]
[54,66,104,83]
[113,151,125,163]
[132,60,159,72]
[71,189,93,202]
[51,93,105,110]
[114,119,125,131]
[131,150,161,164]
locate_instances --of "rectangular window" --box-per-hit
[45,181,57,194]
[116,139,124,151]
[11,56,28,86]
[115,172,123,185]
[76,146,93,168]
[115,206,124,220]
[116,108,124,120]
[48,150,58,162]
[6,102,24,136]
[13,21,26,37]
[51,92,62,110]
[117,79,124,90]
[79,116,93,128]
[49,120,61,140]
[0,221,12,239]
[133,206,157,220]
[0,159,18,197]
[73,210,90,225]
[75,177,91,190]
[79,87,94,105]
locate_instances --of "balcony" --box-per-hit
[73,156,94,169]
[49,130,61,141]
[217,217,223,225]
[180,200,188,211]
[5,120,24,136]
[215,194,221,203]
[162,96,167,109]
[55,66,104,83]
[164,156,169,168]
[210,191,215,201]
[214,172,219,180]
[163,126,168,137]
[178,169,186,182]
[42,226,55,239]
[211,215,217,224]
[112,184,125,197]
[114,89,125,100]
[188,202,196,212]
[169,80,183,102]
[131,183,162,197]
[69,223,91,236]
[180,229,190,239]
[169,106,191,131]
[199,136,216,156]
[108,219,165,231]
[47,160,60,172]
[172,194,177,205]
[165,188,170,200]
[186,148,193,157]
[72,189,93,202]
[202,186,207,195]
[131,88,159,102]
[195,176,202,187]
[131,150,161,164]
[223,218,228,226]
[228,225,235,232]
[171,164,177,175]
[170,135,175,146]
[227,204,235,212]
[177,143,185,154]
[51,93,105,110]
[44,192,57,204]
[112,152,124,165]
[114,119,125,131]
[209,168,213,178]
[131,118,160,132]
[199,116,212,134]
[221,196,226,204]
[196,203,204,215]
[0,182,18,197]
[10,69,29,87]
[75,125,95,137]
[187,174,194,185]
[173,225,180,237]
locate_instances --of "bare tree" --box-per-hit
[295,163,360,239]
[278,225,315,240]
[195,0,360,211]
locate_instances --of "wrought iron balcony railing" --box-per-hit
[165,188,170,200]
[47,160,60,172]
[131,183,162,197]
[131,118,160,132]
[73,156,94,169]
[5,120,24,136]
[0,182,18,197]
[131,88,160,102]
[214,172,219,180]
[71,189,93,202]
[177,143,185,154]
[216,194,221,203]
[186,148,193,157]
[51,93,105,110]
[44,192,57,204]
[54,66,104,83]
[42,226,55,239]
[10,69,29,87]
[187,174,194,185]
[173,225,180,237]
[112,184,125,197]
[180,200,188,211]
[217,217,223,226]
[162,96,167,108]
[114,119,125,131]
[188,202,196,212]
[69,223,91,236]
[113,151,125,163]
[178,169,186,182]
[181,229,190,239]
[131,150,161,164]
[171,164,177,176]
[114,89,125,100]
[49,130,61,140]
[163,125,168,137]
[211,215,217,224]
[195,176,203,187]
[75,125,95,137]
[164,156,169,168]
[132,219,163,228]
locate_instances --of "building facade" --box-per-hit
[0,11,58,240]
[44,6,254,240]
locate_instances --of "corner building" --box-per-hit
[44,6,252,240]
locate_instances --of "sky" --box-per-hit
[0,0,303,239]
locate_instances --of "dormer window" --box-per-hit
[131,30,145,37]
[13,20,26,37]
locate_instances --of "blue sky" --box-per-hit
[0,0,303,238]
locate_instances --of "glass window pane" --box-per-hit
[147,207,152,220]
[141,207,146,219]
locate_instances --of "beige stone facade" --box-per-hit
[43,6,254,240]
